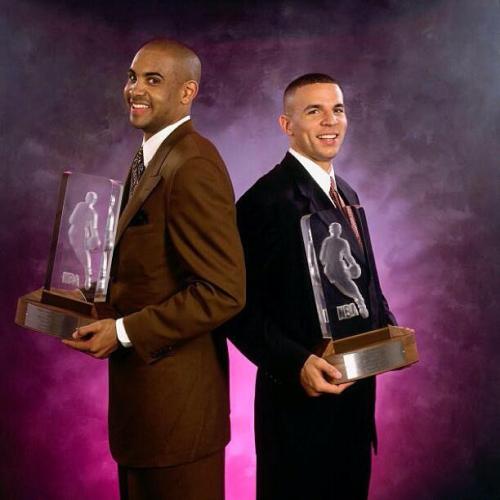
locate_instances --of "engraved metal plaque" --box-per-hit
[320,326,419,384]
[333,341,404,380]
[16,289,95,339]
[25,303,79,338]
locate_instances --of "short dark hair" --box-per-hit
[283,73,342,103]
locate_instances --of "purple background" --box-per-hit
[2,0,499,498]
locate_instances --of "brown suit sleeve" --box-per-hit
[123,156,246,363]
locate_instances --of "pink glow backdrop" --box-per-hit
[1,1,499,498]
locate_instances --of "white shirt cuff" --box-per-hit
[116,318,132,348]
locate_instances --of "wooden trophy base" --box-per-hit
[317,325,418,384]
[15,288,113,339]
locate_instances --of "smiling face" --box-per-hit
[123,44,198,140]
[279,83,347,172]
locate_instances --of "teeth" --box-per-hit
[132,103,150,109]
[318,134,338,139]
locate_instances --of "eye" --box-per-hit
[127,73,136,83]
[334,108,345,114]
[306,108,319,115]
[147,77,161,85]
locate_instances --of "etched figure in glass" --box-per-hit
[68,191,101,290]
[319,222,369,318]
[95,194,117,298]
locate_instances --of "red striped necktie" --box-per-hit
[329,177,363,247]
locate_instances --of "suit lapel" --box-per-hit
[115,121,194,245]
[283,153,333,214]
[335,176,356,206]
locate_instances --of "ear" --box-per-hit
[181,80,199,105]
[278,114,293,136]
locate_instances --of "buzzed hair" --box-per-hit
[139,38,201,84]
[283,73,342,109]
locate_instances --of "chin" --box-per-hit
[315,151,336,162]
[322,149,340,160]
[130,120,148,132]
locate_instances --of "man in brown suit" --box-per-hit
[63,39,245,500]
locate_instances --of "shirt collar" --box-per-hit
[288,148,337,197]
[142,115,191,167]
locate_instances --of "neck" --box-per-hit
[143,114,190,142]
[289,147,332,173]
[316,161,332,174]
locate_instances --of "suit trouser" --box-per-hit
[257,440,371,500]
[255,375,374,500]
[118,450,224,500]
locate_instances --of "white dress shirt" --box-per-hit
[116,115,191,348]
[288,148,339,204]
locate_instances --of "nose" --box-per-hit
[126,79,146,97]
[321,109,337,126]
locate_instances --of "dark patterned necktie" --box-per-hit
[129,147,145,199]
[329,177,363,247]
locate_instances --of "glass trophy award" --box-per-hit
[15,172,124,338]
[301,206,418,383]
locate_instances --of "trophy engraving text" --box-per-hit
[337,302,359,321]
[343,342,406,379]
[61,271,80,287]
[25,303,78,338]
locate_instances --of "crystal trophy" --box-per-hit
[15,172,124,338]
[301,206,418,383]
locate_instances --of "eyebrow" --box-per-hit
[127,69,164,79]
[144,72,164,79]
[304,103,345,111]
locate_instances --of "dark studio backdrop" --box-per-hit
[1,0,499,498]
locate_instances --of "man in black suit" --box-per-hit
[228,74,396,499]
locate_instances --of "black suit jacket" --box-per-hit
[227,153,396,497]
[230,153,395,380]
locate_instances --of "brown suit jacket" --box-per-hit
[108,120,245,467]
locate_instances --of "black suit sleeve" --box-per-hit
[226,191,311,381]
[381,293,397,326]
